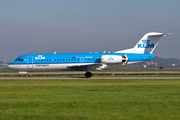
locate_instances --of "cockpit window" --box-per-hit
[15,58,23,61]
[18,59,23,61]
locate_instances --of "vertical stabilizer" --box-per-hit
[131,32,168,54]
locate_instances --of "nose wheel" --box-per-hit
[85,72,92,78]
[25,74,29,78]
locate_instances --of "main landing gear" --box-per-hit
[85,71,92,78]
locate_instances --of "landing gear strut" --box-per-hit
[85,72,92,78]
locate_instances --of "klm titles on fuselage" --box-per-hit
[138,39,154,48]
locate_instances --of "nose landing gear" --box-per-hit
[25,74,29,78]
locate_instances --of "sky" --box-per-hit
[0,0,180,62]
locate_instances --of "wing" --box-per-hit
[67,63,102,71]
[67,62,126,71]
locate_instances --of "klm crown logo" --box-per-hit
[108,57,114,60]
[142,40,150,43]
[138,39,154,48]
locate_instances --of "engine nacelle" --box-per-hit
[101,55,124,63]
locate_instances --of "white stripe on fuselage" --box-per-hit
[8,63,98,71]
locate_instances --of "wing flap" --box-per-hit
[67,63,101,71]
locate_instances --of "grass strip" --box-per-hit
[0,79,180,120]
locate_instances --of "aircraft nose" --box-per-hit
[7,63,21,70]
[7,63,20,70]
[7,64,13,69]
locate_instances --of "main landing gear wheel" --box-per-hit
[25,74,29,78]
[85,72,92,78]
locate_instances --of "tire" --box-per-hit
[85,72,92,78]
[25,74,29,78]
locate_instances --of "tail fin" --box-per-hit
[131,32,170,54]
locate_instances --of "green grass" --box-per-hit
[0,79,180,120]
[0,69,18,73]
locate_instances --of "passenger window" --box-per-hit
[39,60,40,61]
[77,59,79,61]
[85,59,87,61]
[55,59,56,61]
[49,59,51,61]
[57,59,59,61]
[47,59,48,61]
[90,59,92,60]
[71,59,73,61]
[74,59,76,61]
[69,59,70,61]
[41,60,43,61]
[63,59,64,61]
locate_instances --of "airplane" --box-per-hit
[8,32,170,78]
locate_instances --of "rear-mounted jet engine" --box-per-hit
[101,54,128,64]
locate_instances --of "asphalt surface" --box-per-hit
[1,77,180,79]
[1,71,180,76]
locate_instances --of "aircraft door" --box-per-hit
[27,56,33,69]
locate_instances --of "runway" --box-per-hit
[1,71,180,76]
[1,77,180,79]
